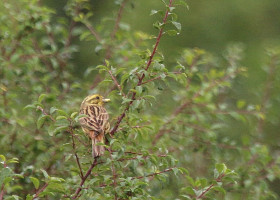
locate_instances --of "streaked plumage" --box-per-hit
[79,94,110,157]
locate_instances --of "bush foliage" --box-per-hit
[1,0,280,199]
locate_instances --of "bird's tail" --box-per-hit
[92,137,105,158]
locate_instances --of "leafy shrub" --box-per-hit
[0,0,279,199]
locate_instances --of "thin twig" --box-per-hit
[0,184,5,200]
[72,158,98,199]
[99,167,176,187]
[109,149,118,200]
[257,55,277,134]
[36,106,55,122]
[140,72,182,85]
[152,68,242,145]
[110,0,174,136]
[107,69,126,97]
[32,183,49,200]
[105,0,129,60]
[85,22,102,43]
[196,173,225,199]
[90,0,129,90]
[71,134,84,179]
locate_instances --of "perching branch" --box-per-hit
[110,0,174,136]
[71,158,98,199]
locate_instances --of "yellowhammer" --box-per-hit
[79,94,110,157]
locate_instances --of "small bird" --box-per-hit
[79,94,110,157]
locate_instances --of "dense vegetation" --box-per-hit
[1,0,280,199]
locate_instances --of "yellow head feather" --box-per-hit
[82,94,110,107]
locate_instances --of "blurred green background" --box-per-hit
[43,0,280,88]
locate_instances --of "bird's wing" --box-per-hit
[79,105,108,132]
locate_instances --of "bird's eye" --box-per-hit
[96,96,100,99]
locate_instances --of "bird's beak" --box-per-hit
[103,98,111,103]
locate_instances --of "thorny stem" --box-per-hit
[110,0,174,136]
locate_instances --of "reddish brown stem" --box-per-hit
[32,183,49,200]
[196,173,225,199]
[72,158,98,199]
[110,0,174,136]
[108,69,126,97]
[71,134,84,179]
[85,23,102,43]
[0,184,5,200]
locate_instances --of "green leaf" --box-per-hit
[153,21,162,30]
[50,177,65,183]
[166,30,178,36]
[7,157,19,164]
[70,112,78,119]
[56,109,68,117]
[183,186,196,195]
[136,86,142,95]
[0,168,13,186]
[3,177,13,185]
[237,100,246,109]
[50,126,68,136]
[37,115,49,129]
[0,155,6,162]
[56,116,68,120]
[215,163,227,174]
[181,195,192,199]
[171,21,181,32]
[74,114,87,122]
[50,107,58,114]
[120,73,130,85]
[26,194,33,200]
[41,169,49,179]
[30,177,40,189]
[23,104,36,110]
[212,186,226,195]
[38,94,47,103]
[150,10,158,15]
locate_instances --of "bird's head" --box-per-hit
[82,94,110,106]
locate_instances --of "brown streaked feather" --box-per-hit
[79,105,109,137]
[79,94,110,157]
